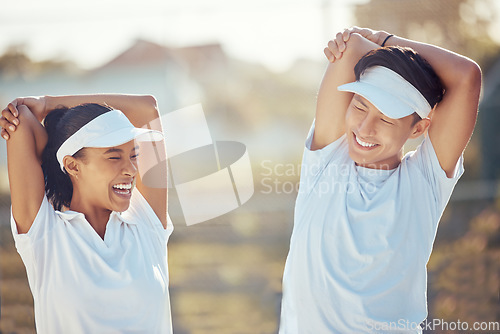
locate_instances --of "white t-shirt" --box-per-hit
[11,188,174,334]
[279,124,463,334]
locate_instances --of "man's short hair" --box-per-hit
[354,46,444,115]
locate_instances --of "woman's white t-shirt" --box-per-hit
[11,188,174,334]
[279,124,464,334]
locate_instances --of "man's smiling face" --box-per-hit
[344,94,427,170]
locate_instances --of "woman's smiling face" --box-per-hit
[344,94,427,170]
[73,140,139,213]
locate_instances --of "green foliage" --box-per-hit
[428,204,500,322]
[0,45,77,79]
[354,0,500,67]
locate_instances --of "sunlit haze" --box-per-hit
[0,0,368,72]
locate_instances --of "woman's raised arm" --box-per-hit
[3,94,168,228]
[41,94,167,227]
[2,104,48,233]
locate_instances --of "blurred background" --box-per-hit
[1,0,500,333]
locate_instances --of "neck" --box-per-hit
[69,193,111,240]
[356,149,404,170]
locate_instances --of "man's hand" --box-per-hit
[324,27,392,63]
[346,27,389,45]
[324,29,352,63]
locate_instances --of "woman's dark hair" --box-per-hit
[41,103,113,211]
[354,46,444,124]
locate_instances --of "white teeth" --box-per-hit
[355,134,377,148]
[113,183,132,190]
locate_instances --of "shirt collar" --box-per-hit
[55,209,137,225]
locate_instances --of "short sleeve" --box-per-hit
[406,135,464,210]
[299,121,350,190]
[122,189,174,242]
[10,195,57,274]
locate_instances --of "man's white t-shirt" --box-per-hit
[11,188,174,334]
[279,124,463,334]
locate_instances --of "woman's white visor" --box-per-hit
[56,109,163,171]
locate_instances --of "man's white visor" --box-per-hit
[56,109,163,171]
[337,66,431,119]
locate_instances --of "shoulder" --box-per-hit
[11,194,59,246]
[302,122,350,181]
[306,122,349,159]
[122,189,173,234]
[403,136,464,192]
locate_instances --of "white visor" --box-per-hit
[56,109,164,171]
[337,66,431,119]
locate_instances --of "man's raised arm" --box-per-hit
[313,32,378,150]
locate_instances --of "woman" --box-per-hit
[1,94,173,333]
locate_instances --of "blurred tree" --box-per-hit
[0,45,77,79]
[0,45,31,79]
[353,0,500,67]
[427,204,500,324]
[478,61,500,181]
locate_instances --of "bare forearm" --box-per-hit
[12,106,48,162]
[370,30,480,175]
[314,33,378,149]
[381,34,480,90]
[318,33,378,111]
[44,94,159,128]
[7,106,47,230]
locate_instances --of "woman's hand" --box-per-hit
[1,96,47,140]
[1,103,21,140]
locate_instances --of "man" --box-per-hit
[279,27,481,333]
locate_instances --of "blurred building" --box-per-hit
[0,39,321,194]
[0,40,225,193]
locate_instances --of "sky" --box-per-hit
[0,0,366,72]
[2,0,500,73]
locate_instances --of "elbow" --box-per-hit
[10,106,37,138]
[345,33,369,55]
[345,33,366,48]
[342,33,378,66]
[465,60,482,86]
[141,95,160,120]
[143,94,158,108]
[140,95,159,112]
[457,59,482,92]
